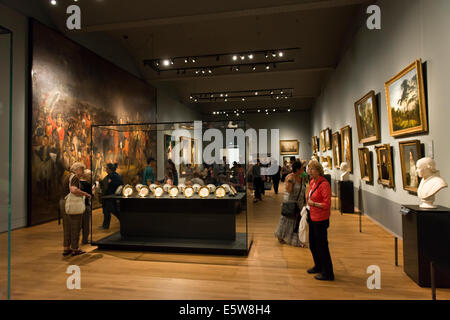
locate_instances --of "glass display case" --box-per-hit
[0,26,13,300]
[90,121,252,255]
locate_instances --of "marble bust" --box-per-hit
[416,157,448,208]
[340,162,350,181]
[322,162,331,175]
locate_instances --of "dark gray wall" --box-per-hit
[311,0,450,237]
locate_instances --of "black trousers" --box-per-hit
[273,178,280,194]
[308,218,334,277]
[253,177,263,200]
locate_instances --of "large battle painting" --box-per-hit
[29,21,156,226]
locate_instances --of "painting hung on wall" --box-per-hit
[399,140,422,193]
[384,59,428,137]
[320,130,326,152]
[326,156,332,169]
[164,134,176,163]
[375,144,394,188]
[280,140,299,155]
[180,136,198,177]
[358,147,373,183]
[354,90,380,144]
[311,136,319,153]
[332,132,341,168]
[29,21,157,226]
[325,128,332,150]
[340,125,353,173]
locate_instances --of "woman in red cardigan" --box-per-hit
[306,160,334,281]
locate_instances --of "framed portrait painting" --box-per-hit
[320,130,326,152]
[375,144,394,188]
[399,140,422,193]
[354,90,380,144]
[280,140,299,155]
[332,132,341,169]
[325,128,332,150]
[358,147,373,183]
[384,59,428,137]
[340,125,353,173]
[312,136,319,153]
[326,156,332,169]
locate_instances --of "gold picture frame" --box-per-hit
[325,128,332,150]
[384,59,428,137]
[399,140,422,193]
[354,90,380,144]
[280,140,299,155]
[375,144,394,188]
[340,125,353,173]
[320,130,326,152]
[311,136,319,153]
[332,132,341,169]
[326,156,332,169]
[358,147,373,183]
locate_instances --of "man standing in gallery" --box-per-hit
[272,160,281,195]
[143,157,155,185]
[252,159,263,203]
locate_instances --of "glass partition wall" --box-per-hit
[0,26,13,300]
[90,121,252,255]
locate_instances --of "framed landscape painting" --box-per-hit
[280,140,299,155]
[375,144,394,188]
[384,59,428,137]
[340,125,353,173]
[399,140,422,193]
[354,90,380,144]
[332,132,341,168]
[358,147,373,183]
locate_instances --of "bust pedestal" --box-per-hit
[338,180,354,214]
[401,205,450,287]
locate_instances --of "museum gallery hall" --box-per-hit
[0,0,450,301]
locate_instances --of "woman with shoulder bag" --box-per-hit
[274,161,306,247]
[306,160,334,281]
[62,162,91,256]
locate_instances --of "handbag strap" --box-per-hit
[308,180,323,200]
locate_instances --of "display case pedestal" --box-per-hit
[93,193,250,255]
[338,180,354,214]
[401,205,450,287]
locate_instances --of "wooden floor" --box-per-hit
[1,185,449,300]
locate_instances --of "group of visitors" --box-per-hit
[274,159,334,281]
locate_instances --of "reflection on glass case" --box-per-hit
[90,121,252,255]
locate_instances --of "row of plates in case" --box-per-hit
[119,183,237,198]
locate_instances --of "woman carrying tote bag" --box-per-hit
[274,161,306,247]
[62,162,91,256]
